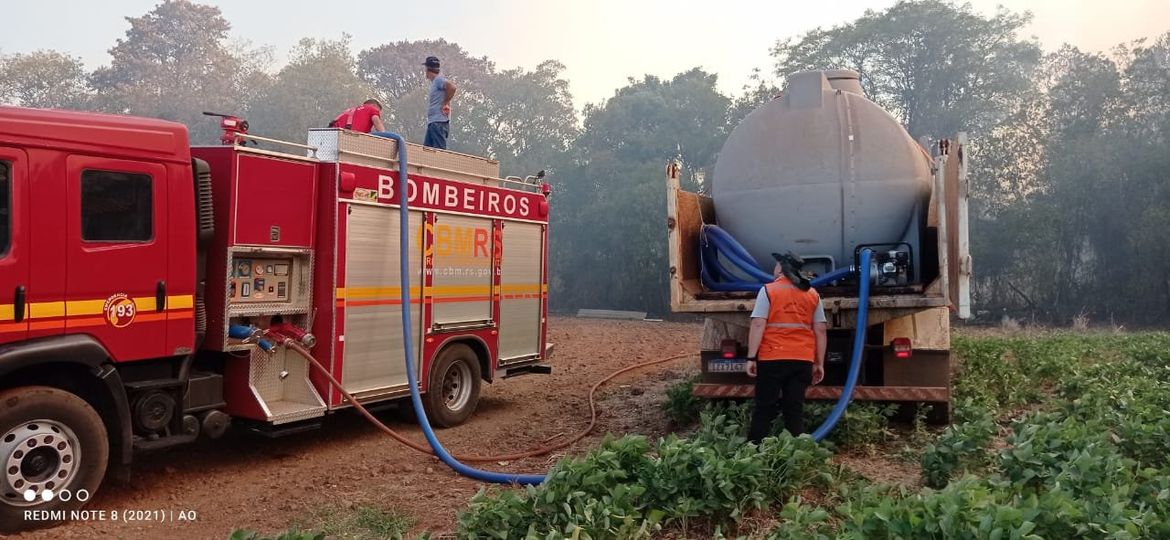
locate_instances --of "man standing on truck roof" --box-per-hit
[744,252,827,443]
[423,55,457,149]
[330,98,386,133]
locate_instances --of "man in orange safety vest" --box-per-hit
[745,252,827,443]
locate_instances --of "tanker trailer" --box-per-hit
[665,69,971,419]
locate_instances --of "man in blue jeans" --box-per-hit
[423,56,457,149]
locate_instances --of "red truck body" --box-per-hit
[0,106,550,531]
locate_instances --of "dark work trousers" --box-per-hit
[748,360,813,443]
[424,121,450,149]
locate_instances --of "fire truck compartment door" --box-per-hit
[430,214,493,325]
[0,149,28,341]
[66,155,169,361]
[341,204,423,393]
[497,222,543,364]
[233,154,317,248]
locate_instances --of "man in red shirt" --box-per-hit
[330,98,385,133]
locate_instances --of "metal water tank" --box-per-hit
[711,69,932,276]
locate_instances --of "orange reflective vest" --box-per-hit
[758,276,820,362]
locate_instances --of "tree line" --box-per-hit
[3,0,1168,325]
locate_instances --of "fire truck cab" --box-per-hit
[0,106,551,532]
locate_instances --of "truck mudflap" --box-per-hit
[692,383,949,402]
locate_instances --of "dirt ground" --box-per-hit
[16,317,703,539]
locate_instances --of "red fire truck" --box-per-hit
[0,106,552,531]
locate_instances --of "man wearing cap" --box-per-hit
[423,56,457,149]
[744,252,827,443]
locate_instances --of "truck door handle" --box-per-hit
[156,281,166,312]
[14,286,25,323]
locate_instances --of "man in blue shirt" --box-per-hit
[423,56,458,149]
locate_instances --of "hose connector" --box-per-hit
[269,322,317,348]
[228,324,259,341]
[228,324,276,353]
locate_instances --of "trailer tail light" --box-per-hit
[892,337,912,359]
[721,339,738,359]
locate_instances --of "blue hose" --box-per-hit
[381,136,862,480]
[700,225,774,284]
[383,132,545,485]
[810,248,872,442]
[809,266,854,288]
[700,224,855,291]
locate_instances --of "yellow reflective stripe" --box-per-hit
[29,302,65,318]
[430,285,491,296]
[65,299,105,316]
[132,297,158,312]
[500,284,543,294]
[168,295,194,309]
[338,284,544,300]
[68,297,156,314]
[0,294,194,322]
[341,286,422,300]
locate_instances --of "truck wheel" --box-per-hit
[0,386,109,534]
[423,344,482,428]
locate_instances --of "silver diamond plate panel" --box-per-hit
[306,129,341,161]
[215,247,315,349]
[249,347,283,405]
[225,248,313,317]
[247,347,326,424]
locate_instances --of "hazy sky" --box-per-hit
[2,1,1167,108]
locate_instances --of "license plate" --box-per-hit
[708,360,746,373]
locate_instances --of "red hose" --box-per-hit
[288,342,692,463]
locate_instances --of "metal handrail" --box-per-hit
[233,133,319,156]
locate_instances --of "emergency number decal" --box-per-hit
[103,293,137,328]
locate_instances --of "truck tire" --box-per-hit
[0,386,109,534]
[423,344,482,428]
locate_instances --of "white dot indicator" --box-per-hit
[22,489,36,502]
[41,489,54,502]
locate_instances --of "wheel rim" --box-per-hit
[442,361,474,412]
[1,419,80,507]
